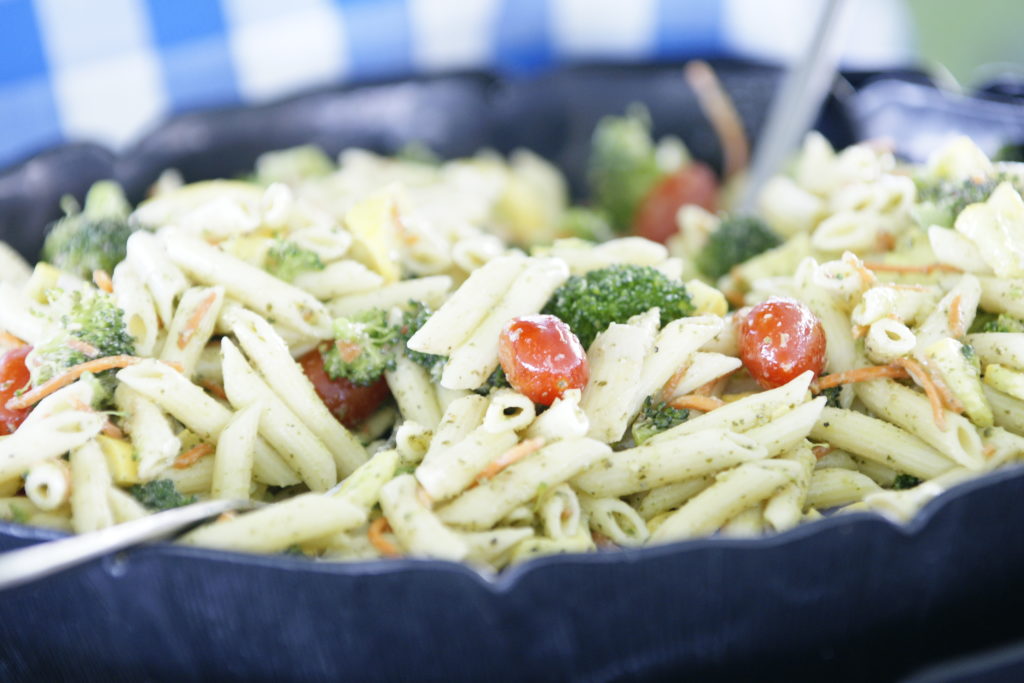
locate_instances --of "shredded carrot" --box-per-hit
[875,231,896,252]
[669,395,725,412]
[0,331,27,348]
[100,421,124,439]
[684,60,748,180]
[983,444,997,460]
[199,379,228,401]
[693,378,721,397]
[862,262,961,274]
[177,291,219,350]
[65,338,101,358]
[842,253,878,288]
[813,364,909,391]
[217,511,238,523]
[476,438,545,483]
[174,442,214,469]
[4,355,145,411]
[948,294,964,338]
[92,269,113,293]
[661,362,693,403]
[852,325,868,340]
[893,357,947,430]
[334,339,362,363]
[812,445,834,460]
[368,517,400,557]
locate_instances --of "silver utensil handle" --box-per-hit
[0,499,247,591]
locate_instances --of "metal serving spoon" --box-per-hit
[0,498,261,591]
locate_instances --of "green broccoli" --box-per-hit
[695,215,781,280]
[264,239,325,282]
[587,108,663,232]
[396,301,446,382]
[821,383,843,408]
[970,312,1024,334]
[29,288,135,399]
[255,144,334,185]
[129,480,196,511]
[321,309,400,386]
[631,396,689,445]
[892,473,922,490]
[913,174,1024,228]
[41,180,136,280]
[560,207,616,243]
[542,264,695,348]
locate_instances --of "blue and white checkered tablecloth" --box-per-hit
[0,0,912,169]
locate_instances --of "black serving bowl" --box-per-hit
[2,62,1024,682]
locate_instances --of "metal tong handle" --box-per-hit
[0,498,258,591]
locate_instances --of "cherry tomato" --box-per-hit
[498,314,588,406]
[739,298,827,389]
[0,346,33,435]
[632,162,720,244]
[299,347,390,428]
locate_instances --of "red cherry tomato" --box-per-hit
[498,314,588,406]
[0,346,33,435]
[632,162,720,244]
[299,347,390,428]
[739,298,827,389]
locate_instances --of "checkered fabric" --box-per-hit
[0,0,912,168]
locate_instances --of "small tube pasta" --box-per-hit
[967,333,1024,372]
[438,437,610,530]
[183,494,366,553]
[865,318,916,364]
[762,443,816,532]
[221,339,337,491]
[24,459,71,511]
[538,483,581,539]
[328,276,452,318]
[380,474,468,561]
[806,468,882,509]
[114,385,180,481]
[112,261,160,357]
[394,421,432,465]
[385,355,443,431]
[524,389,589,441]
[579,494,649,547]
[69,440,115,533]
[483,390,536,433]
[292,260,383,300]
[581,321,654,443]
[211,402,262,500]
[635,476,714,520]
[107,487,150,523]
[742,397,826,458]
[719,505,765,538]
[159,286,225,377]
[125,230,189,327]
[650,459,803,542]
[415,426,518,502]
[332,448,399,513]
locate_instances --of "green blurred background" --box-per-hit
[908,0,1024,84]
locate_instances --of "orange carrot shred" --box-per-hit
[100,421,124,439]
[4,355,145,411]
[174,442,214,469]
[476,438,546,483]
[368,517,400,557]
[92,269,113,293]
[812,445,834,460]
[661,362,693,403]
[669,395,725,412]
[948,294,964,338]
[199,379,228,401]
[813,365,909,391]
[894,357,947,430]
[334,339,362,363]
[0,331,27,348]
[684,60,748,180]
[177,291,219,350]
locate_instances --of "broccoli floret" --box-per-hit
[821,383,843,408]
[695,215,781,280]
[560,207,616,243]
[41,181,136,280]
[321,309,400,386]
[892,473,922,490]
[972,312,1024,333]
[255,145,334,185]
[914,174,1023,228]
[129,480,196,511]
[587,108,663,232]
[29,288,135,397]
[264,239,325,282]
[542,264,694,348]
[397,301,446,381]
[631,396,689,445]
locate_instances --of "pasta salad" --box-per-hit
[1,120,1023,571]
